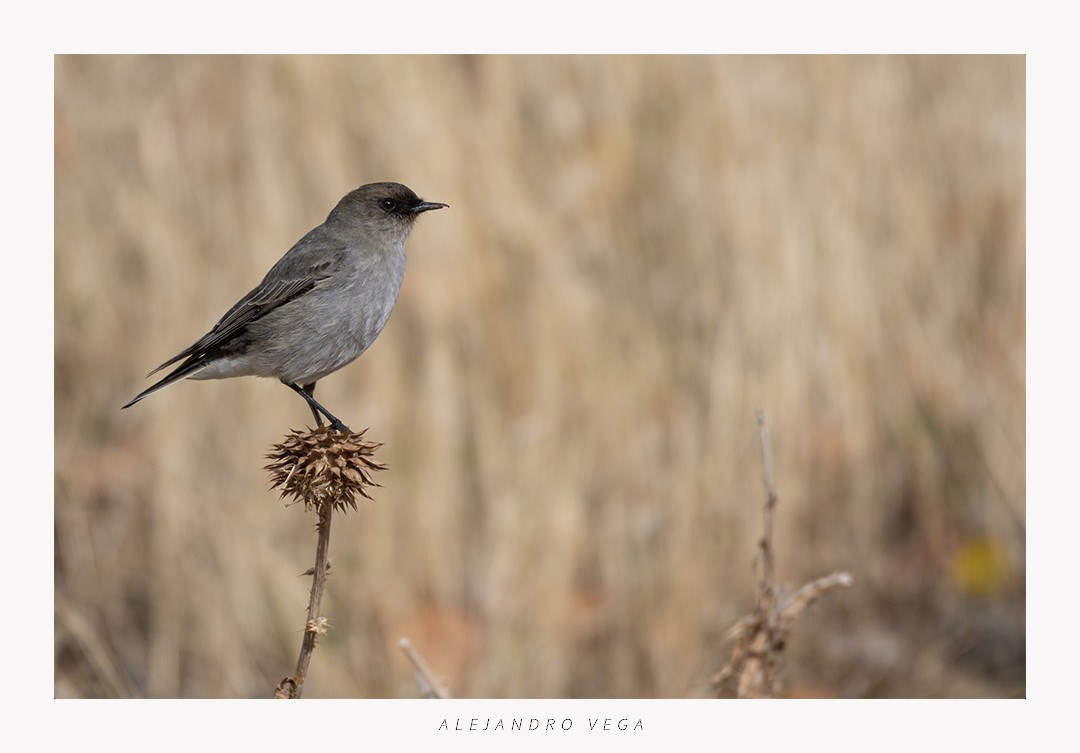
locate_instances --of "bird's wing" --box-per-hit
[146,241,342,377]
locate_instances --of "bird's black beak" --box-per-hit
[409,200,448,214]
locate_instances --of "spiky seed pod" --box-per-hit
[265,426,386,514]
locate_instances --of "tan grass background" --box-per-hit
[54,55,1025,698]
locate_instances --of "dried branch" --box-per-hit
[400,637,451,699]
[711,410,853,698]
[757,409,779,595]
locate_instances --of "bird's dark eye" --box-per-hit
[380,198,398,212]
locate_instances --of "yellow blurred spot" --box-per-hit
[952,535,1009,598]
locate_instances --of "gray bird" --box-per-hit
[122,182,447,432]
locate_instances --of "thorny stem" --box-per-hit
[275,503,333,698]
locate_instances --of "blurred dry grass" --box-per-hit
[54,55,1025,698]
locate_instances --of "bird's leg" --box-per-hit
[301,382,323,427]
[285,381,351,433]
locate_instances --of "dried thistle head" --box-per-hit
[265,426,386,514]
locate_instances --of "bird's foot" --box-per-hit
[329,419,352,434]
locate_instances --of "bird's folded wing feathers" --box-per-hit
[146,274,328,377]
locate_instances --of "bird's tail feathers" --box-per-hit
[145,346,199,378]
[122,358,208,410]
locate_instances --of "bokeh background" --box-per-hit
[54,55,1025,698]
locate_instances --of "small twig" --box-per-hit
[400,637,451,699]
[781,572,854,622]
[756,409,778,594]
[712,410,853,698]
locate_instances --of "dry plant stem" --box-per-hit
[400,637,450,699]
[756,409,778,600]
[274,504,334,699]
[782,572,854,621]
[294,504,333,698]
[711,410,853,698]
